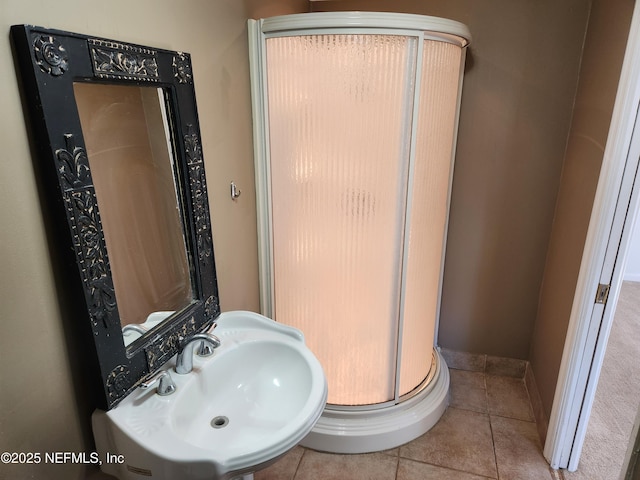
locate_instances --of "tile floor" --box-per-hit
[255,365,557,480]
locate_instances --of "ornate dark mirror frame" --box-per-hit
[11,25,220,409]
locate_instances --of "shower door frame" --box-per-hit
[248,12,469,409]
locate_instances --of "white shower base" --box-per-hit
[300,349,450,454]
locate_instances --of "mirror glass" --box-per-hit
[73,83,194,347]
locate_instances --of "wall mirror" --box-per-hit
[11,25,221,409]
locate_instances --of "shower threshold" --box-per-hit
[300,348,450,454]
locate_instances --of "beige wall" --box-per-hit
[530,0,634,419]
[315,0,591,359]
[0,1,306,478]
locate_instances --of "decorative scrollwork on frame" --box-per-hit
[106,365,131,400]
[56,134,91,191]
[184,127,203,165]
[204,296,219,322]
[67,190,117,330]
[57,134,117,330]
[89,38,159,81]
[173,52,193,84]
[145,317,198,371]
[184,126,213,264]
[33,34,68,76]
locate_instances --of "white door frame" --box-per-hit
[545,1,640,471]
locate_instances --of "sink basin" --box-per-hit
[92,311,328,480]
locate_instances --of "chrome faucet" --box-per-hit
[141,370,176,396]
[175,333,221,374]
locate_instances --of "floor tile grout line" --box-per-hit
[517,370,537,422]
[397,456,499,479]
[292,447,306,480]
[394,450,400,480]
[432,402,537,424]
[486,373,501,480]
[486,374,555,480]
[484,371,536,423]
[489,412,537,423]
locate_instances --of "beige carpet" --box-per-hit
[563,281,640,480]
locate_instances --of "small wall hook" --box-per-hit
[230,181,241,201]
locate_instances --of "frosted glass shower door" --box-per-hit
[266,34,416,405]
[398,40,463,396]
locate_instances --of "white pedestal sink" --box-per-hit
[92,311,328,480]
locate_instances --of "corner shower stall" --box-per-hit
[249,12,470,453]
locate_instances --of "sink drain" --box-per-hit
[210,416,229,429]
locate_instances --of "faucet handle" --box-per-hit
[141,371,176,396]
[198,323,219,357]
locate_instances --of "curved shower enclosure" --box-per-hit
[249,12,470,453]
